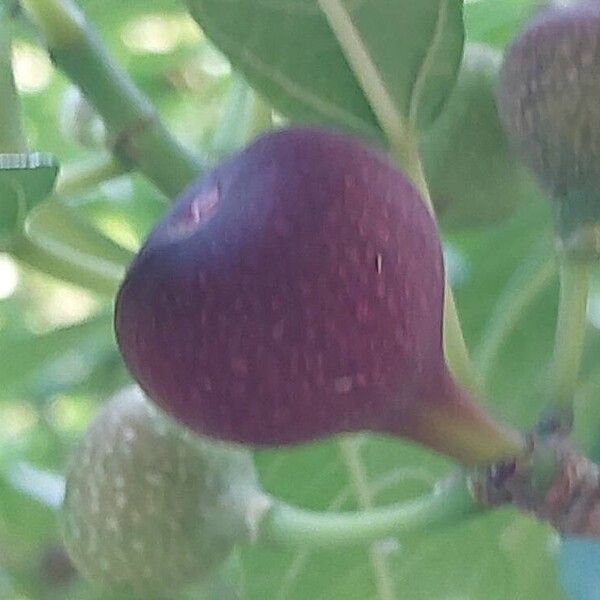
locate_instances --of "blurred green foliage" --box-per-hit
[1,0,599,598]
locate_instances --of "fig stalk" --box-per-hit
[54,153,128,198]
[542,259,592,432]
[260,475,477,549]
[21,0,203,198]
[0,6,26,153]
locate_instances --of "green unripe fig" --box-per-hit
[498,2,600,244]
[421,43,543,229]
[61,386,270,598]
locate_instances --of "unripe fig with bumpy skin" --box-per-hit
[498,2,600,238]
[115,127,522,465]
[421,43,543,229]
[61,386,268,597]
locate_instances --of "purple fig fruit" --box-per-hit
[498,2,600,239]
[115,127,521,465]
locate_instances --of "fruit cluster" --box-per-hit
[64,0,600,593]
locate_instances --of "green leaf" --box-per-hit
[187,0,464,140]
[0,313,114,401]
[464,0,543,48]
[25,201,133,270]
[421,42,545,230]
[0,153,59,249]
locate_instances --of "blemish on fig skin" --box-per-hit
[166,185,221,240]
[334,376,354,394]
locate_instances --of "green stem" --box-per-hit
[210,76,273,161]
[11,200,131,296]
[476,249,557,387]
[338,438,395,600]
[25,201,133,265]
[443,293,479,393]
[55,152,128,197]
[0,4,26,152]
[210,74,254,160]
[0,3,128,295]
[547,258,592,422]
[21,0,203,199]
[11,231,123,296]
[399,139,479,393]
[245,91,272,141]
[259,475,477,549]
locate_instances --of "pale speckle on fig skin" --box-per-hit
[115,127,464,449]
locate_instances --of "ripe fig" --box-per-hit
[115,127,522,465]
[421,43,543,229]
[498,2,600,239]
[61,386,269,597]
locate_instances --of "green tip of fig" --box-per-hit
[115,126,521,464]
[61,386,268,597]
[422,43,543,229]
[498,2,600,238]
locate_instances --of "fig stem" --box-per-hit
[210,75,255,161]
[20,0,204,199]
[0,6,26,153]
[546,257,592,425]
[14,458,480,552]
[11,223,125,296]
[395,135,479,394]
[476,246,557,387]
[395,135,478,393]
[259,474,477,549]
[55,153,128,198]
[443,292,479,392]
[245,91,272,141]
[402,147,479,393]
[210,75,272,162]
[11,182,132,296]
[0,9,127,296]
[337,438,395,599]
